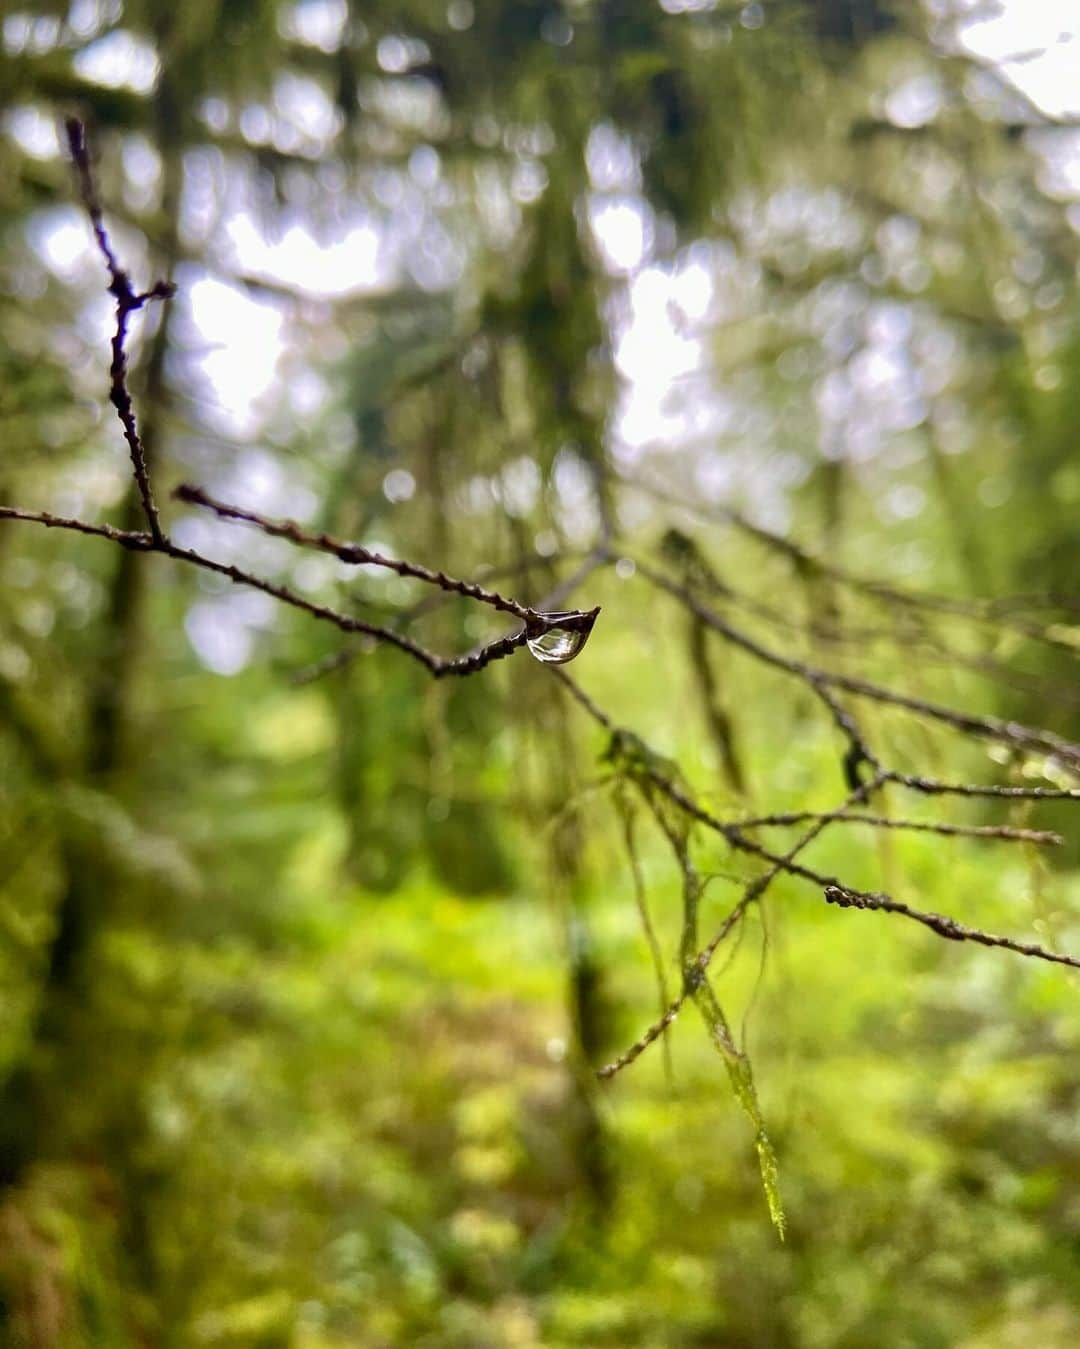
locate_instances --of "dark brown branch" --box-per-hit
[0,502,535,677]
[0,507,151,550]
[824,886,1080,971]
[806,678,881,790]
[726,810,1062,846]
[885,771,1080,802]
[597,776,883,1082]
[173,483,537,620]
[552,670,1079,1080]
[599,768,1079,1080]
[161,539,447,670]
[560,670,1076,906]
[288,549,610,687]
[65,118,172,547]
[659,523,1080,710]
[169,488,605,676]
[0,124,605,684]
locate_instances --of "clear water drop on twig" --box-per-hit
[525,607,600,665]
[528,626,587,663]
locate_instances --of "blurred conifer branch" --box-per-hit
[636,560,1080,772]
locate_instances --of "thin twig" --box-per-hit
[824,886,1080,971]
[727,809,1062,846]
[886,771,1080,802]
[66,118,172,546]
[0,494,536,677]
[0,123,603,684]
[0,508,151,550]
[636,561,1080,774]
[622,471,1080,653]
[288,548,610,687]
[551,671,1079,1079]
[596,778,881,1082]
[174,483,537,620]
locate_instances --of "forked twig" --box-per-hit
[65,118,172,547]
[550,670,1079,1082]
[0,122,601,682]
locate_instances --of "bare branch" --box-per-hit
[596,777,882,1082]
[0,503,529,677]
[65,118,172,546]
[173,484,538,620]
[553,667,1079,1081]
[166,494,600,678]
[727,809,1062,846]
[288,549,610,687]
[824,886,1080,971]
[0,123,604,684]
[0,507,151,550]
[596,991,685,1081]
[886,771,1080,802]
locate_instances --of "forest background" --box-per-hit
[2,1,1080,1345]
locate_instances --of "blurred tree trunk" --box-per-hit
[0,111,181,1310]
[546,694,612,1217]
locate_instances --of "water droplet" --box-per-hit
[524,608,599,666]
[527,626,586,664]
